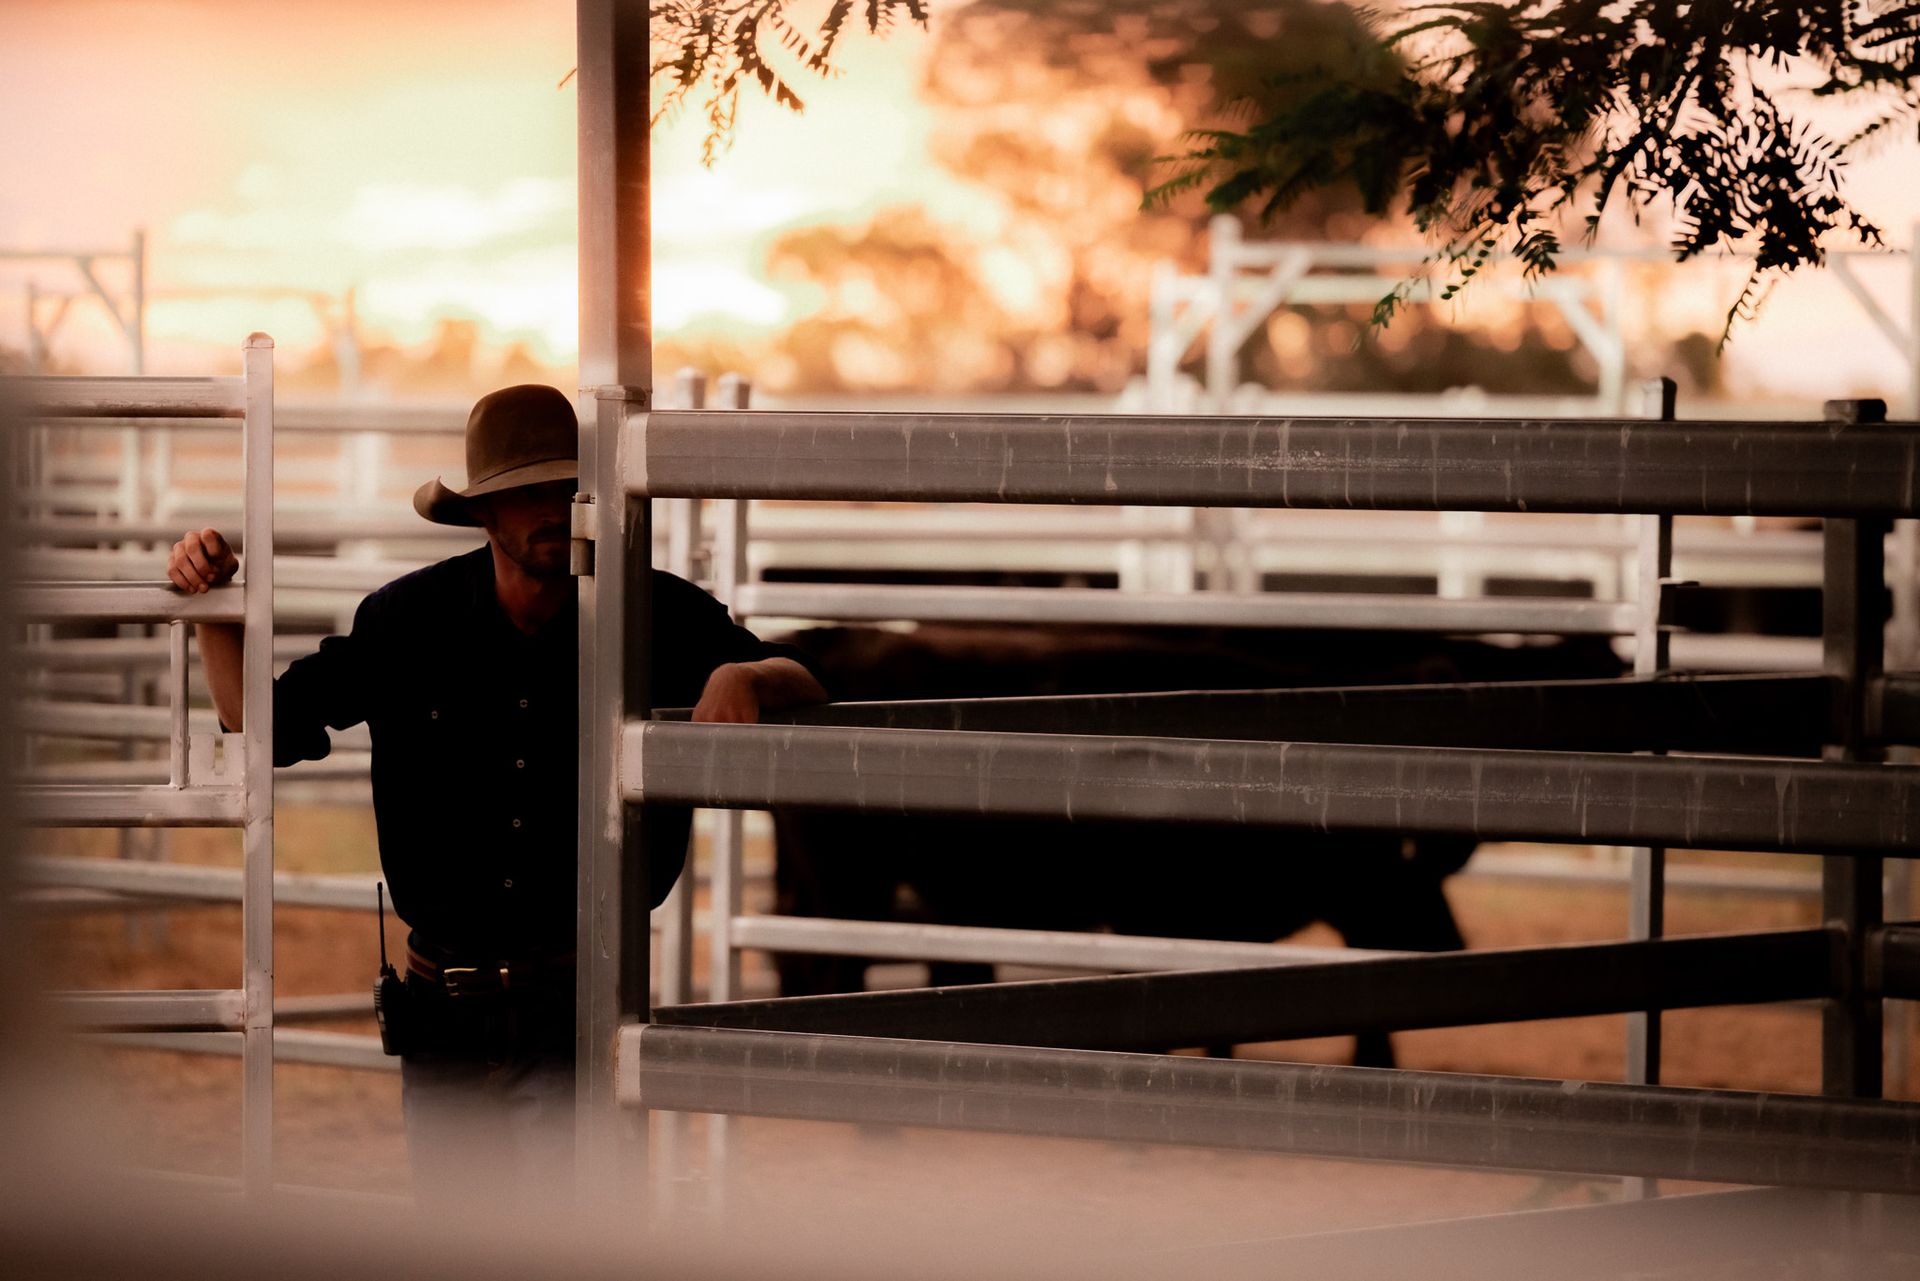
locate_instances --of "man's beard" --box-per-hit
[508,525,571,580]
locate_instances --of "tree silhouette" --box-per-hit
[1146,1,1920,341]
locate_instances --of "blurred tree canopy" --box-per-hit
[758,1,1408,394]
[652,0,929,163]
[1149,1,1920,340]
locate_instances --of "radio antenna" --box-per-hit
[376,882,392,974]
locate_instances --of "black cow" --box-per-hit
[767,622,1624,1066]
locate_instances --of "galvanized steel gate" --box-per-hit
[11,339,277,1187]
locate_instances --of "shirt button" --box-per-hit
[515,759,525,769]
[503,878,514,889]
[519,698,529,709]
[511,818,522,828]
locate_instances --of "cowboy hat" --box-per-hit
[413,384,579,527]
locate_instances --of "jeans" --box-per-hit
[400,1044,575,1212]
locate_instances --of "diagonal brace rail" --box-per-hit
[652,929,1834,1050]
[664,673,1833,756]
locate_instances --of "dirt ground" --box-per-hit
[20,803,1912,1236]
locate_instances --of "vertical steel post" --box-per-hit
[575,0,652,1181]
[655,365,706,1008]
[707,376,752,1006]
[167,621,188,787]
[240,334,276,1192]
[1627,378,1676,1091]
[1823,398,1889,1100]
[706,374,752,1225]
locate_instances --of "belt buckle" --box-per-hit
[441,963,510,997]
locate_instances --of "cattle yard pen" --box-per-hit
[25,377,1913,1086]
[5,16,1920,1243]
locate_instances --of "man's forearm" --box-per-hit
[740,656,828,710]
[195,622,247,731]
[690,657,828,723]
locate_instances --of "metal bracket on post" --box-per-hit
[1822,398,1891,1100]
[570,492,595,577]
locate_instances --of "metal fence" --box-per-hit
[582,384,1920,1194]
[6,342,279,1187]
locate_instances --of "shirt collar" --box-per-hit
[463,544,576,647]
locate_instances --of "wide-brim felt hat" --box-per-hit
[413,384,579,527]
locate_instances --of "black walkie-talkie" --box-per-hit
[372,883,410,1056]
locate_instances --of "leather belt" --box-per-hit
[405,941,575,999]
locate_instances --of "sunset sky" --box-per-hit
[3,0,1917,408]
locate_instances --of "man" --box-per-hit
[167,383,825,1198]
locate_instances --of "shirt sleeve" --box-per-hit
[266,590,382,767]
[647,569,823,707]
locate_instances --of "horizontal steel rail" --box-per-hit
[18,634,322,671]
[19,702,369,755]
[625,721,1920,857]
[8,375,245,418]
[24,399,463,434]
[1466,849,1828,897]
[621,1024,1920,1194]
[745,502,1829,554]
[20,857,379,910]
[97,1029,395,1072]
[273,993,373,1023]
[20,699,222,742]
[1668,633,1822,672]
[13,581,245,624]
[628,409,1920,518]
[21,752,372,785]
[23,550,425,593]
[54,988,247,1033]
[13,888,180,913]
[276,401,464,434]
[18,513,470,550]
[736,581,1634,635]
[728,916,1383,973]
[721,674,1832,756]
[655,929,1832,1049]
[16,785,246,827]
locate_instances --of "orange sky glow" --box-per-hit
[3,0,1917,408]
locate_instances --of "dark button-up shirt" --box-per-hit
[270,546,804,956]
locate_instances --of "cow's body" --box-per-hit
[768,623,1623,1064]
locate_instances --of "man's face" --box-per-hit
[476,479,574,580]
